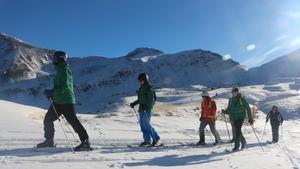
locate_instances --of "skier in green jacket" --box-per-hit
[130,73,160,147]
[36,51,91,151]
[222,87,253,152]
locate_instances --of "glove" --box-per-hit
[213,115,217,121]
[130,102,136,108]
[248,118,254,125]
[221,109,228,115]
[44,89,54,100]
[130,100,139,108]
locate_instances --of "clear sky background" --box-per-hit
[1,0,300,68]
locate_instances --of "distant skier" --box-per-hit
[197,91,221,146]
[130,73,160,147]
[222,87,253,152]
[266,105,284,143]
[36,51,91,151]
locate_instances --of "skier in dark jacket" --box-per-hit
[36,51,91,151]
[130,73,160,147]
[222,87,253,152]
[266,105,283,143]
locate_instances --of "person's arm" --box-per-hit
[54,68,68,95]
[211,100,217,120]
[266,112,270,123]
[242,98,252,119]
[211,100,217,114]
[278,112,284,124]
[143,86,154,110]
[223,99,231,115]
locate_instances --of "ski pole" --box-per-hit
[205,128,214,143]
[59,112,79,142]
[261,122,267,141]
[131,107,140,123]
[250,125,264,152]
[50,99,78,142]
[224,116,231,140]
[280,124,283,140]
[49,99,75,153]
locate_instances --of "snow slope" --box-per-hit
[1,83,300,169]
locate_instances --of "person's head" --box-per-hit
[272,105,278,113]
[138,73,148,85]
[52,51,68,65]
[201,91,210,100]
[231,87,239,97]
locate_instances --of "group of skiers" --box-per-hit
[36,51,284,152]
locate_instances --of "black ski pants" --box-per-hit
[271,122,280,143]
[43,103,89,142]
[233,119,246,149]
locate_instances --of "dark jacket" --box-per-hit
[227,94,252,121]
[53,62,76,104]
[266,111,283,126]
[133,82,156,113]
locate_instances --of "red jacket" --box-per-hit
[201,97,217,121]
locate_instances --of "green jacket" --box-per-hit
[53,62,76,104]
[227,94,252,121]
[135,83,156,113]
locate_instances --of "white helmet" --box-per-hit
[201,91,209,97]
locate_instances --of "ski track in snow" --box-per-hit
[1,83,300,169]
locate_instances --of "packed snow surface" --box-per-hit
[0,83,300,169]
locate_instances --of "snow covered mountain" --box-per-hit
[0,33,248,113]
[0,33,53,83]
[247,49,300,84]
[1,33,299,113]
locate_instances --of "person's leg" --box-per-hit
[139,112,151,143]
[62,104,89,142]
[44,104,61,141]
[272,123,279,143]
[199,119,208,144]
[208,121,221,143]
[231,120,236,141]
[234,119,244,150]
[37,104,61,148]
[271,123,275,142]
[240,132,246,144]
[145,112,160,142]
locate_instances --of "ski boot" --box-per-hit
[231,147,240,152]
[74,139,92,151]
[151,139,161,147]
[213,141,221,146]
[228,139,235,143]
[36,139,55,148]
[139,142,152,147]
[196,141,207,146]
[241,142,247,150]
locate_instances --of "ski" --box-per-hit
[146,143,164,148]
[127,143,164,148]
[225,149,242,153]
[32,146,70,153]
[267,141,275,144]
[74,147,95,152]
[33,145,95,152]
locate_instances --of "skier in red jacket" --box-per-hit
[197,91,221,145]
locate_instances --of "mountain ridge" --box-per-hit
[0,33,299,113]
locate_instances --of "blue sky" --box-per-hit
[1,0,300,68]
